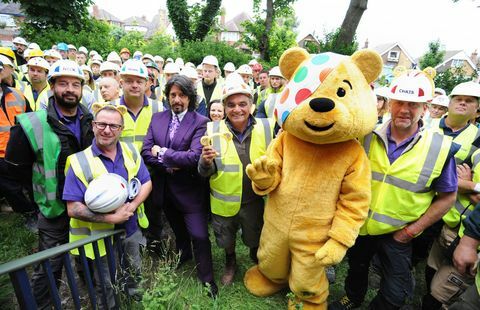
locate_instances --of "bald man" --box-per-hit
[99,77,120,103]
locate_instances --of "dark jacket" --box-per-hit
[6,98,93,200]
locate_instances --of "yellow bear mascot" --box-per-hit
[243,47,383,309]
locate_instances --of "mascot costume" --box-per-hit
[243,47,383,309]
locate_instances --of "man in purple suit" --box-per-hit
[141,75,217,297]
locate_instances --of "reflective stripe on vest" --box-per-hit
[264,93,278,119]
[196,81,223,104]
[360,130,452,235]
[207,118,273,216]
[67,141,148,259]
[17,111,64,218]
[23,84,50,111]
[115,97,163,151]
[0,87,27,157]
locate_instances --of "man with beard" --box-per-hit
[12,37,28,66]
[6,60,94,309]
[197,55,223,112]
[256,66,285,119]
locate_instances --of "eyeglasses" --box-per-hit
[93,121,123,131]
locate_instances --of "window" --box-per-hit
[387,51,400,62]
[452,59,463,68]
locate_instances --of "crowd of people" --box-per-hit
[0,36,479,309]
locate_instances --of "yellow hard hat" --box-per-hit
[0,47,15,61]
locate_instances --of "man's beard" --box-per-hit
[55,92,81,109]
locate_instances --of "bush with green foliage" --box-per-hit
[434,67,477,94]
[307,28,359,56]
[177,40,251,67]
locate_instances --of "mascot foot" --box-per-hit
[244,265,286,296]
[288,298,327,310]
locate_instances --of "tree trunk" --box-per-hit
[336,0,368,49]
[260,0,274,61]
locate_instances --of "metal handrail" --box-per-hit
[0,229,125,275]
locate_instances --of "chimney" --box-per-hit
[471,49,478,63]
[363,38,369,49]
[221,7,226,26]
[92,5,99,18]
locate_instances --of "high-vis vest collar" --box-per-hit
[23,84,50,111]
[360,123,453,235]
[67,141,148,259]
[208,118,274,217]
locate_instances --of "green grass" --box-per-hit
[0,213,37,305]
[0,214,426,309]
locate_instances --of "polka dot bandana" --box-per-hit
[274,52,346,128]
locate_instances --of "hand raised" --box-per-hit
[246,155,277,190]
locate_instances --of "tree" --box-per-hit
[242,0,297,62]
[335,0,368,51]
[3,0,93,30]
[166,0,222,44]
[419,40,445,69]
[143,32,176,59]
[435,67,476,93]
[306,28,359,56]
[115,31,146,55]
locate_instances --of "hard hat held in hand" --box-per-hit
[389,66,436,103]
[84,173,129,213]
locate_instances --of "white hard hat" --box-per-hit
[248,59,258,66]
[222,72,252,101]
[142,53,154,62]
[107,51,121,63]
[430,95,449,107]
[120,59,148,79]
[78,46,88,55]
[450,81,480,99]
[180,66,198,80]
[12,37,28,46]
[100,61,120,74]
[28,43,40,50]
[185,62,195,69]
[166,57,174,63]
[434,87,446,96]
[223,62,235,72]
[67,44,77,51]
[92,54,103,62]
[91,59,102,66]
[236,64,252,75]
[202,55,219,67]
[269,66,284,78]
[84,173,129,213]
[48,60,84,82]
[44,49,62,60]
[89,50,98,57]
[374,86,390,99]
[0,54,14,67]
[164,62,180,74]
[154,55,164,62]
[389,68,435,103]
[80,64,92,75]
[175,57,184,67]
[27,57,50,71]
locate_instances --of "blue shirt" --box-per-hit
[53,102,83,143]
[120,95,149,121]
[386,124,458,193]
[63,139,151,236]
[439,116,470,138]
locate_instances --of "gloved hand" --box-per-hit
[246,155,277,190]
[315,238,348,266]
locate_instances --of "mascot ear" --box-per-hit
[279,47,310,81]
[351,49,383,84]
[91,103,104,114]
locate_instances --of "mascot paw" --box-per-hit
[244,265,286,297]
[315,239,348,266]
[246,156,277,190]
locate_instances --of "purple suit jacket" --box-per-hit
[141,110,209,213]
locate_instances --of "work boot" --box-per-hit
[221,252,236,285]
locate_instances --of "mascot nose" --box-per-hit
[309,98,335,112]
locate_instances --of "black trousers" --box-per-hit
[30,213,69,309]
[345,234,414,309]
[0,158,36,213]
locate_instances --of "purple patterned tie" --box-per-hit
[169,115,180,141]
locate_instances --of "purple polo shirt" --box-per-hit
[386,124,457,193]
[63,139,151,236]
[119,95,149,121]
[54,102,83,143]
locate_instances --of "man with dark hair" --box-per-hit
[6,60,94,308]
[141,75,217,297]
